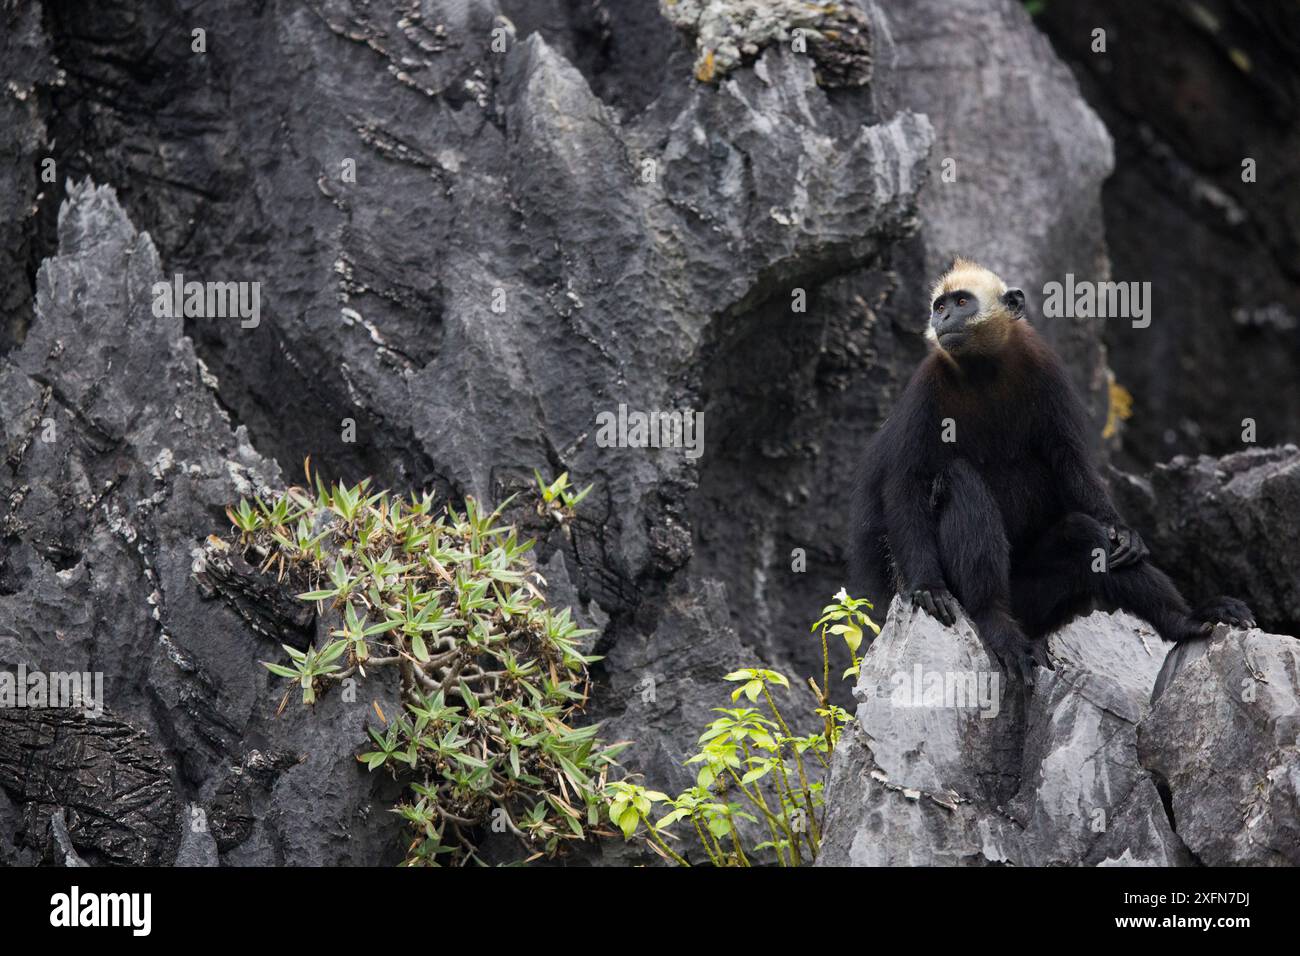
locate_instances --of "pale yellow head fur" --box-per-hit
[924,259,1011,347]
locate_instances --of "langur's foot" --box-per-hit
[1191,596,1256,634]
[984,626,1054,688]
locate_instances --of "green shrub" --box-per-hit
[605,589,878,866]
[225,467,622,866]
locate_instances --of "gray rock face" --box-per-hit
[0,0,54,352]
[0,181,404,866]
[173,805,220,867]
[0,707,176,866]
[1037,1,1300,464]
[816,598,1023,866]
[15,0,1115,682]
[47,808,90,867]
[1113,445,1300,634]
[818,599,1192,866]
[1010,615,1192,867]
[819,595,1300,867]
[1139,627,1300,866]
[7,1,1267,870]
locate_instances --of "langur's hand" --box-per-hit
[1107,525,1148,569]
[910,586,961,627]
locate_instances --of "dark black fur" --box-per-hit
[852,295,1254,684]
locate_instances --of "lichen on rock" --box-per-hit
[660,0,871,86]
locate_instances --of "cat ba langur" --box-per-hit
[851,259,1254,685]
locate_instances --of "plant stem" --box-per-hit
[821,624,830,713]
[641,816,691,867]
[728,825,751,867]
[726,765,791,867]
[691,816,726,867]
[762,686,820,850]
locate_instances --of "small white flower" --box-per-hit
[834,587,849,603]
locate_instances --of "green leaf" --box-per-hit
[618,811,638,840]
[319,639,349,664]
[654,808,688,829]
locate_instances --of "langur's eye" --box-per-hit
[957,297,967,306]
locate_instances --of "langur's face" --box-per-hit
[925,262,1025,357]
[930,288,981,351]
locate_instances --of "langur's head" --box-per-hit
[925,259,1025,357]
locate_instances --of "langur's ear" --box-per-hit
[1002,288,1026,319]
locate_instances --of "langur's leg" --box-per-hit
[934,459,1051,683]
[1011,512,1254,643]
[850,490,896,630]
